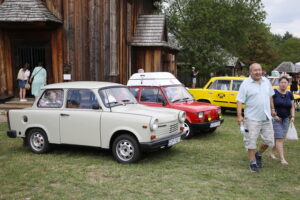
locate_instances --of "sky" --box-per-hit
[262,0,300,37]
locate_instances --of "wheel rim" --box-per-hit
[183,122,190,137]
[30,132,45,152]
[116,139,134,162]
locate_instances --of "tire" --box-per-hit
[27,128,50,154]
[112,134,141,164]
[181,120,194,139]
[221,108,226,113]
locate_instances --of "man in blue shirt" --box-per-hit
[237,63,275,172]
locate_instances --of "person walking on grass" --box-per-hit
[270,76,295,165]
[236,63,276,172]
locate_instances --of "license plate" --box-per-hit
[210,121,221,128]
[168,136,181,147]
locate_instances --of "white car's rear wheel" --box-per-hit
[27,128,49,154]
[112,134,141,163]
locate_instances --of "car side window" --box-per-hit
[66,89,99,109]
[232,80,243,91]
[209,80,231,91]
[140,88,165,103]
[129,88,139,99]
[38,89,64,108]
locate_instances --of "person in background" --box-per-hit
[17,63,30,102]
[191,67,199,88]
[30,62,47,99]
[236,63,275,173]
[290,75,298,94]
[270,76,295,165]
[137,68,145,73]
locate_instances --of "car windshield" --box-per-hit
[99,87,137,107]
[163,86,194,103]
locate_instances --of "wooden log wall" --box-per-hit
[46,0,132,84]
[0,0,160,96]
[0,30,13,96]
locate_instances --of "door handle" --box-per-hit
[208,92,213,94]
[60,113,70,116]
[230,93,235,95]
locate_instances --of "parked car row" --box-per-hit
[6,73,224,163]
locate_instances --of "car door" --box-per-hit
[139,87,166,107]
[59,89,101,147]
[208,79,232,108]
[227,80,243,108]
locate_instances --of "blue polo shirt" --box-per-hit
[273,89,294,118]
[236,76,274,121]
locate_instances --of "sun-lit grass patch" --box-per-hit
[0,112,299,199]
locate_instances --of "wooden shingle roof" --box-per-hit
[0,0,62,23]
[131,15,179,50]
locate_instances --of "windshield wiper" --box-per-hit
[121,99,135,104]
[108,101,122,106]
[172,97,192,103]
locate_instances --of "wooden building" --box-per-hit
[0,0,178,98]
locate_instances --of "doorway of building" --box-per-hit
[11,41,52,97]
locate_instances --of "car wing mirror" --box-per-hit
[92,104,101,110]
[162,100,167,106]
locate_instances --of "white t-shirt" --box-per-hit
[24,70,30,80]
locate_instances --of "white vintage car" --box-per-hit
[7,82,186,163]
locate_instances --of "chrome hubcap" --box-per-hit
[183,122,190,137]
[116,139,134,161]
[30,132,45,151]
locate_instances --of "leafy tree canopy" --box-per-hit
[166,0,266,75]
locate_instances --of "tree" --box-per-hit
[166,0,266,75]
[278,38,300,63]
[238,23,278,68]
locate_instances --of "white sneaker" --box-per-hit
[20,99,26,102]
[23,99,27,102]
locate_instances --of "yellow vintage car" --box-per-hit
[188,76,300,111]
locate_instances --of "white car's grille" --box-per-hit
[156,121,179,138]
[169,123,179,133]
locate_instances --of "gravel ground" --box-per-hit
[0,110,7,122]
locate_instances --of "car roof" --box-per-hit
[209,76,247,81]
[127,72,182,86]
[42,81,123,89]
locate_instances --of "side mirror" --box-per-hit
[162,100,167,106]
[92,104,101,110]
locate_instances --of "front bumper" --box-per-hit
[191,118,224,130]
[7,130,17,138]
[140,131,185,152]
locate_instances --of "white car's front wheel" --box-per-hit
[112,134,141,163]
[27,128,49,154]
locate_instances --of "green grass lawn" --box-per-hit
[0,112,299,200]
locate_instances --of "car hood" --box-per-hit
[169,101,220,113]
[112,104,179,123]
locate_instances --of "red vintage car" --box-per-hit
[127,72,224,139]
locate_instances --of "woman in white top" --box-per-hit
[17,63,31,102]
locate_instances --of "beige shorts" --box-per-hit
[244,119,274,149]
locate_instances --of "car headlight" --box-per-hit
[198,112,204,118]
[178,111,186,123]
[150,118,158,131]
[217,109,221,114]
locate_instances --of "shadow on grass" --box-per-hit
[49,144,112,159]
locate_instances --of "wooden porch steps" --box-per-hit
[0,98,34,110]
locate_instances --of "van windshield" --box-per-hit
[163,86,194,103]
